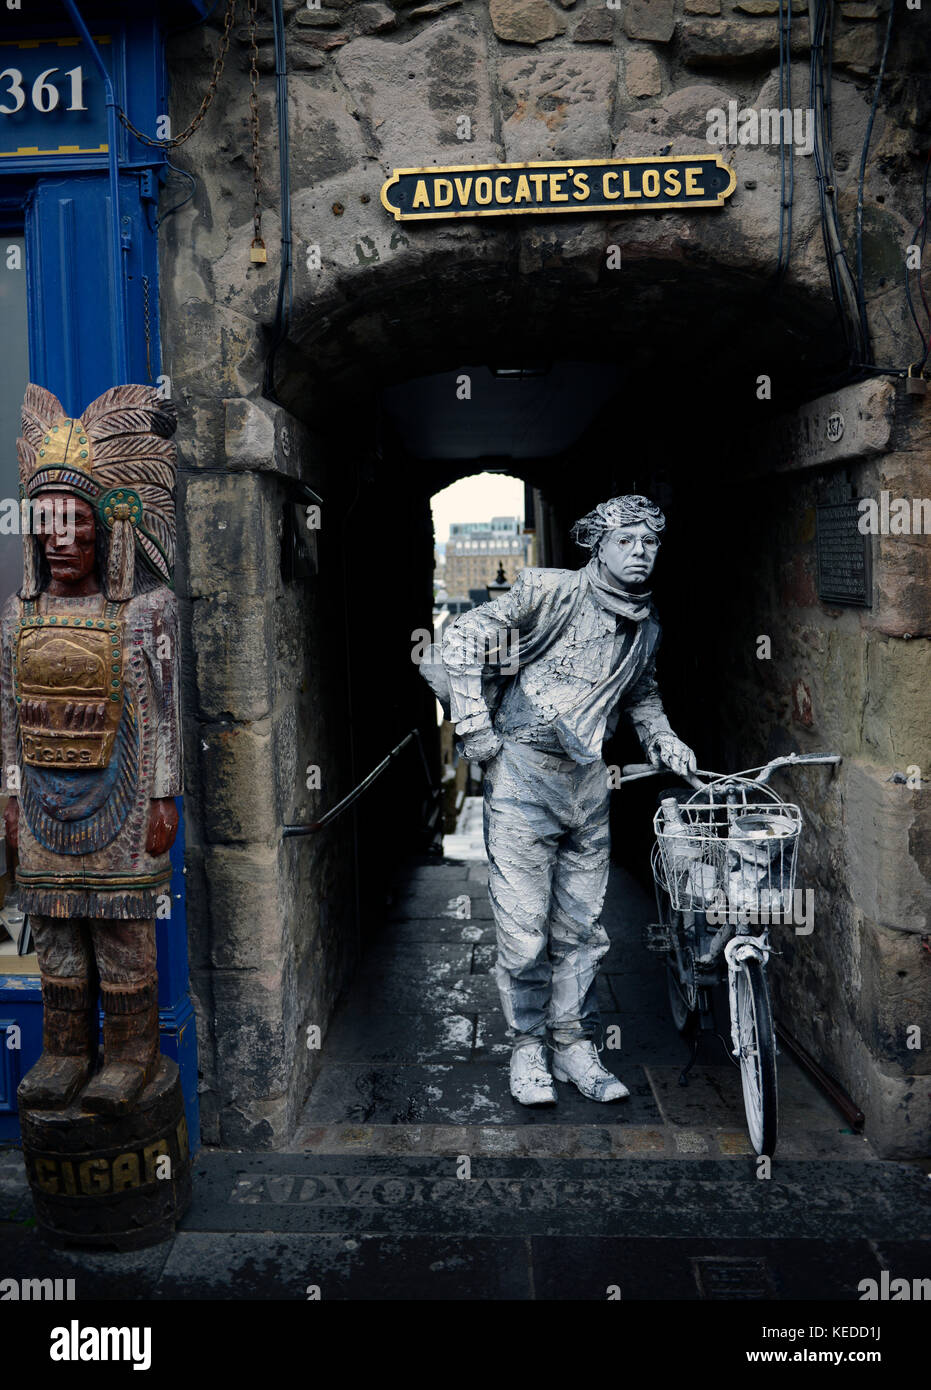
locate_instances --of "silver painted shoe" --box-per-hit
[509,1041,557,1106]
[552,1040,630,1102]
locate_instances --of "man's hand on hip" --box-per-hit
[648,732,697,779]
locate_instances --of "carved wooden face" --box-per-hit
[598,522,661,587]
[35,493,97,587]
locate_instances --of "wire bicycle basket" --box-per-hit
[652,776,802,915]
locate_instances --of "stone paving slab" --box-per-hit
[157,1230,532,1300]
[179,1153,931,1241]
[348,970,617,1016]
[352,942,476,983]
[301,1062,662,1127]
[0,1222,173,1298]
[347,973,503,1015]
[471,1011,517,1061]
[371,919,496,945]
[322,1007,478,1065]
[596,977,620,1010]
[646,1057,852,1133]
[390,863,471,892]
[601,941,664,974]
[602,973,640,1009]
[529,1236,896,1301]
[595,1010,701,1066]
[471,944,495,974]
[470,1007,685,1068]
[291,1123,671,1158]
[4,1211,926,1300]
[287,1122,791,1160]
[387,889,495,921]
[605,966,667,1007]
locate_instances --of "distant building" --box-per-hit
[444,517,531,600]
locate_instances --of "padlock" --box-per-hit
[906,364,927,396]
[250,238,267,264]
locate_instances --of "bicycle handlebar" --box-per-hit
[754,753,841,784]
[616,752,842,787]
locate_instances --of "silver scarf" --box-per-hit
[583,558,653,622]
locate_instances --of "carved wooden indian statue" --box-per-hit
[1,383,183,1117]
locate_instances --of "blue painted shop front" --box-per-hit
[0,1,206,1145]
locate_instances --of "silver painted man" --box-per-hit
[441,496,696,1105]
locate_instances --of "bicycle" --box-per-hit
[618,752,842,1157]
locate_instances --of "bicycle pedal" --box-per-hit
[642,922,674,952]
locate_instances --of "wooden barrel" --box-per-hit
[19,1056,192,1251]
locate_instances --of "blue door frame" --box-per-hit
[0,1,204,1147]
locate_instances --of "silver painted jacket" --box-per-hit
[441,566,673,765]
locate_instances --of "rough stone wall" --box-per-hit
[160,0,930,1149]
[172,395,358,1148]
[219,0,924,385]
[718,379,930,1158]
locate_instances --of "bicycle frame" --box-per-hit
[634,750,842,1155]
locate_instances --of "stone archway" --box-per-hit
[161,2,930,1154]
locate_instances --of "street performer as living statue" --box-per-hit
[2,383,182,1116]
[440,495,696,1105]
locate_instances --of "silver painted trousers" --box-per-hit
[482,739,611,1047]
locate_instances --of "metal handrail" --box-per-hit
[282,727,437,837]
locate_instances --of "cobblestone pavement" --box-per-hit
[2,855,929,1300]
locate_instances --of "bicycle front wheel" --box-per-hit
[733,956,778,1157]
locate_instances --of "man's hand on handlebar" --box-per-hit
[647,732,698,780]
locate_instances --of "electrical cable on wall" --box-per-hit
[806,0,927,389]
[854,0,896,366]
[153,162,198,231]
[261,0,294,410]
[775,0,794,284]
[904,147,931,369]
[60,0,129,385]
[808,0,868,370]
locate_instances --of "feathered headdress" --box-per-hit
[17,383,178,600]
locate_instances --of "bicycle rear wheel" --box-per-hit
[656,884,698,1033]
[666,945,698,1033]
[733,956,778,1156]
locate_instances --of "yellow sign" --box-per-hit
[380,156,736,222]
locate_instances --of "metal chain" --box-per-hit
[142,274,152,381]
[116,0,237,149]
[248,0,263,253]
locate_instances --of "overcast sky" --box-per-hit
[431,471,524,547]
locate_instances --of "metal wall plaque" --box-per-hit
[816,500,872,607]
[380,155,736,222]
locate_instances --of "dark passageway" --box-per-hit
[259,238,922,1164]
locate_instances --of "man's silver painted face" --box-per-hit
[597,523,661,587]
